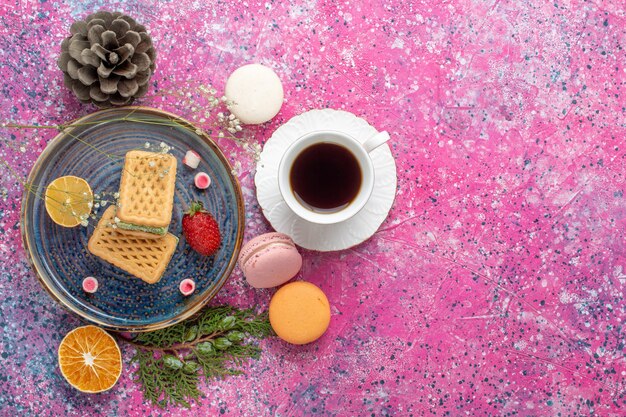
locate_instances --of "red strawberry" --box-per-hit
[182,201,221,256]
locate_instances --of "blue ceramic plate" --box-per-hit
[21,107,245,331]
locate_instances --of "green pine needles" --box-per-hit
[125,305,274,408]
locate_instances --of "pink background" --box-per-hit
[1,0,625,415]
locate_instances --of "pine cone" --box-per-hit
[58,10,156,107]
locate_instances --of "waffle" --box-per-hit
[116,150,177,229]
[88,207,179,284]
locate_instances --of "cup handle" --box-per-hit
[362,131,390,153]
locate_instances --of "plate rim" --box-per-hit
[20,106,246,332]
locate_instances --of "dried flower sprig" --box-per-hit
[1,85,253,225]
[0,139,170,228]
[1,82,253,156]
[150,82,262,161]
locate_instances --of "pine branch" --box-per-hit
[125,305,274,409]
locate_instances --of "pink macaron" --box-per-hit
[238,232,302,288]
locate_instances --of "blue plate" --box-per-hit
[21,107,245,331]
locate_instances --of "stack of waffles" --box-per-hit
[88,151,179,284]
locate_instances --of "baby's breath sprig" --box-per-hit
[1,82,258,226]
[143,140,174,154]
[48,190,119,228]
[2,80,254,156]
[217,111,243,135]
[148,82,258,156]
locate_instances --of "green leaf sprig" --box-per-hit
[125,305,274,409]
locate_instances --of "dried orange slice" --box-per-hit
[44,175,93,227]
[58,325,122,393]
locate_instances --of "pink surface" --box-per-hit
[0,0,625,416]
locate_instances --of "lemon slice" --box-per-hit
[58,325,122,393]
[44,176,93,227]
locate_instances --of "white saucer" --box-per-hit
[255,109,397,251]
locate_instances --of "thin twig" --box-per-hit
[121,331,223,352]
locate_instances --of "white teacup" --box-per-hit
[278,129,390,224]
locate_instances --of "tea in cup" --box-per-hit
[278,130,390,224]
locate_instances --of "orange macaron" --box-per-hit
[269,281,331,345]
